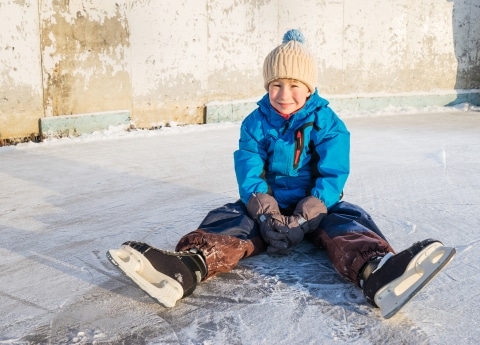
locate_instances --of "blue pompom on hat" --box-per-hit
[263,29,317,93]
[282,29,305,44]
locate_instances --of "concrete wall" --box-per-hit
[1,0,479,140]
[39,1,132,118]
[0,0,44,140]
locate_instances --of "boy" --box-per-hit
[107,30,455,318]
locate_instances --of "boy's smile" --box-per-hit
[268,79,311,116]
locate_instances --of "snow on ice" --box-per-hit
[0,104,479,344]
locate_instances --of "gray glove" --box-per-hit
[272,196,327,251]
[246,193,291,254]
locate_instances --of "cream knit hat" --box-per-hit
[263,29,318,93]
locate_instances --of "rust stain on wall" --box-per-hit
[41,2,131,117]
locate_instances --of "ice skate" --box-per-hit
[107,241,207,308]
[360,239,456,319]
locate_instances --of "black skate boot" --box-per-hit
[359,239,455,318]
[107,241,207,308]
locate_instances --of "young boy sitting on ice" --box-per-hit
[107,29,455,319]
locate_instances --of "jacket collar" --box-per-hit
[257,89,329,128]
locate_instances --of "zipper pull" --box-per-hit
[294,130,303,168]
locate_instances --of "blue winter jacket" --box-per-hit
[234,91,350,210]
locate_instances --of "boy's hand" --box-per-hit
[246,193,281,220]
[246,193,291,254]
[271,216,306,247]
[265,215,309,255]
[269,197,327,253]
[246,194,327,255]
[246,192,283,242]
[260,214,291,255]
[292,196,327,234]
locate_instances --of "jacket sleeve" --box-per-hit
[311,108,350,209]
[234,118,270,204]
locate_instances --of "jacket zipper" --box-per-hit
[293,122,315,169]
[294,130,303,169]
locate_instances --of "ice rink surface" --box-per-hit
[1,109,479,344]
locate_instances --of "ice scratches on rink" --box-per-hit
[17,243,429,345]
[17,288,176,344]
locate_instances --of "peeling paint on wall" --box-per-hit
[451,0,480,89]
[39,0,132,117]
[0,0,43,139]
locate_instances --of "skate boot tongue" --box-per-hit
[359,253,394,289]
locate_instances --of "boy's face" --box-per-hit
[268,79,311,115]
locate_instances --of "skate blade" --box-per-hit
[374,242,456,319]
[106,245,183,308]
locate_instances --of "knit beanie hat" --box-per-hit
[263,29,318,93]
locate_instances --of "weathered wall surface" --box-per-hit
[0,0,479,140]
[39,0,132,117]
[127,0,208,127]
[0,0,44,140]
[451,0,480,90]
[302,0,456,94]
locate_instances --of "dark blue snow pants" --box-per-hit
[176,200,394,286]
